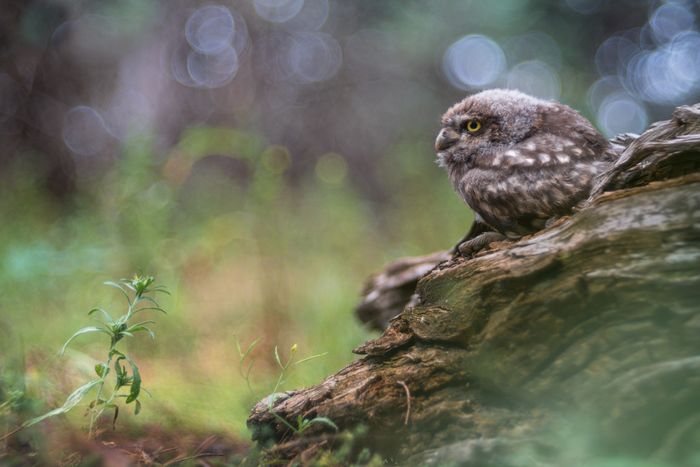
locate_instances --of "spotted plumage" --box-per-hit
[435,89,617,252]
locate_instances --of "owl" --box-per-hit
[435,89,617,255]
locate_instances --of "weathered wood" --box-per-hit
[247,104,700,465]
[355,250,450,331]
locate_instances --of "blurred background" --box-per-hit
[1,0,699,457]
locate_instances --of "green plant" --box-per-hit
[19,274,168,439]
[235,336,260,395]
[235,338,337,436]
[267,344,337,436]
[0,391,23,415]
[0,389,25,445]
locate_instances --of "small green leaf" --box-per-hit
[110,348,126,359]
[22,379,102,428]
[294,352,329,366]
[235,337,243,357]
[137,296,165,312]
[274,346,283,369]
[111,405,119,429]
[126,320,156,328]
[243,338,260,361]
[306,417,338,431]
[268,410,297,433]
[125,321,156,338]
[95,363,109,378]
[131,306,167,315]
[134,399,142,415]
[104,281,132,306]
[119,278,136,291]
[122,356,141,403]
[126,325,155,340]
[88,308,114,324]
[114,358,127,383]
[60,326,111,355]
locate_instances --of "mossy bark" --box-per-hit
[247,104,700,465]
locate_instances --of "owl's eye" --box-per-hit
[465,119,482,133]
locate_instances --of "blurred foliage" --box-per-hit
[0,0,698,462]
[0,122,468,446]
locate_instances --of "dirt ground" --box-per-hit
[1,423,250,466]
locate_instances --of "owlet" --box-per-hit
[435,89,617,255]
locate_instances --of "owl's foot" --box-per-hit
[456,232,507,257]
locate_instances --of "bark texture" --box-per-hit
[247,104,700,465]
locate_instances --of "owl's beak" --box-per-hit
[435,128,459,151]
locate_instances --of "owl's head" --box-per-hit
[435,89,547,168]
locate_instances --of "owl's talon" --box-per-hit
[456,232,507,257]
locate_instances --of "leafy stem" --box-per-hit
[7,274,167,440]
[265,344,336,437]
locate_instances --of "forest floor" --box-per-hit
[2,423,250,466]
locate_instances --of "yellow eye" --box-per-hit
[466,119,481,133]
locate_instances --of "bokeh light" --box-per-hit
[171,42,200,88]
[585,2,700,133]
[172,5,247,89]
[502,32,562,71]
[261,145,292,174]
[506,60,561,100]
[315,152,347,185]
[104,87,154,141]
[649,2,695,44]
[254,0,305,23]
[626,31,700,104]
[443,35,506,89]
[587,75,625,114]
[596,92,648,138]
[187,45,239,88]
[282,0,329,30]
[285,32,342,84]
[62,106,111,156]
[185,5,235,54]
[594,35,639,76]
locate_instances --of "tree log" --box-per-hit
[247,104,700,465]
